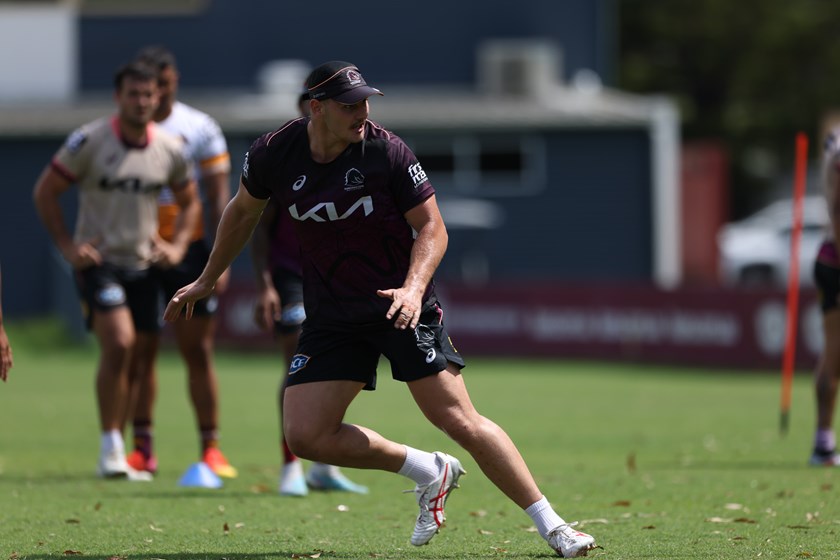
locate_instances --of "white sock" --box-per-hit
[525,496,566,540]
[397,446,440,486]
[101,429,124,454]
[815,429,836,452]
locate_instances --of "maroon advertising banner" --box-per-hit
[213,280,822,371]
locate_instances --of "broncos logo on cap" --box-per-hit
[346,69,363,85]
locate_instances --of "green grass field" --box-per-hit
[0,319,838,559]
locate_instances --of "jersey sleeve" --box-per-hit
[51,125,94,182]
[194,115,231,177]
[240,133,273,200]
[386,134,435,213]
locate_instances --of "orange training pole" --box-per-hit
[780,132,808,435]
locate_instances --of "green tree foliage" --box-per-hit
[618,0,840,216]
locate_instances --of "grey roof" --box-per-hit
[0,84,676,136]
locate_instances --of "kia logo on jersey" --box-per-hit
[289,195,373,222]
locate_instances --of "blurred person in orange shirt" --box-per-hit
[126,46,237,479]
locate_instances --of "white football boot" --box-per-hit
[408,452,465,546]
[97,448,152,481]
[279,459,308,496]
[547,522,597,557]
[809,448,840,467]
[306,462,369,494]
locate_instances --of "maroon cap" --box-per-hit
[306,61,383,104]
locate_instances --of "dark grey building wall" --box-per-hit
[0,138,69,317]
[79,0,616,91]
[425,128,652,282]
[1,124,651,318]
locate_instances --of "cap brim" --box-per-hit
[332,86,384,104]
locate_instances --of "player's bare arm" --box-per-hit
[828,162,840,251]
[250,202,281,331]
[377,194,448,330]
[0,322,11,382]
[164,180,266,322]
[170,178,202,257]
[151,179,201,268]
[203,169,233,292]
[826,161,840,307]
[0,268,12,382]
[32,166,102,269]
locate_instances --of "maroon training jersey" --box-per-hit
[267,198,303,276]
[242,117,436,330]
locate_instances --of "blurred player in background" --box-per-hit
[250,88,368,496]
[0,265,13,382]
[33,60,199,480]
[811,127,840,467]
[166,60,596,557]
[126,45,237,478]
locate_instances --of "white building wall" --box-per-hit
[0,1,78,102]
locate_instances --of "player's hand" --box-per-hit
[150,235,187,268]
[62,237,102,269]
[164,279,215,321]
[253,287,281,331]
[377,286,423,330]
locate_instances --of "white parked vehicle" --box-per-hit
[717,195,829,288]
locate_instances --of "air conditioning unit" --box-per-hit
[0,0,78,101]
[257,59,311,95]
[477,39,562,98]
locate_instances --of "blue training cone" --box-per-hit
[178,461,223,489]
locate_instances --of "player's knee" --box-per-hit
[439,412,489,446]
[100,333,135,360]
[284,430,319,460]
[180,343,212,365]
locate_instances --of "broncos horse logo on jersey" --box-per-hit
[344,168,365,191]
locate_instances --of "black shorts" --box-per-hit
[286,301,466,391]
[272,267,305,335]
[74,263,161,332]
[155,240,218,317]
[815,260,840,312]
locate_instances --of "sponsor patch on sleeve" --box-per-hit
[65,128,88,154]
[408,162,427,188]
